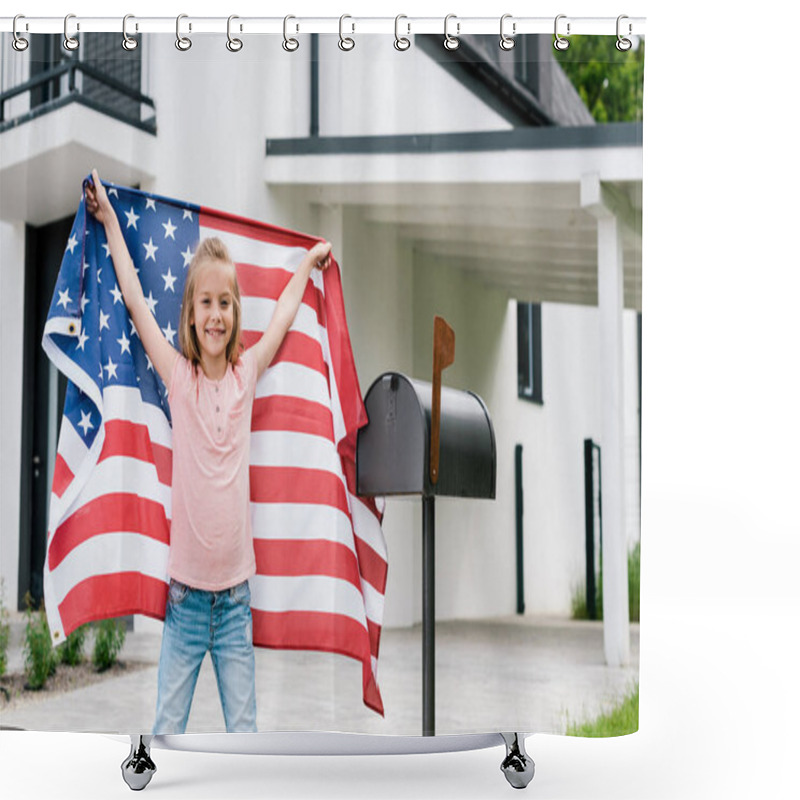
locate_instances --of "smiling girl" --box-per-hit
[85,169,331,733]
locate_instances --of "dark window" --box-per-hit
[463,34,542,100]
[513,36,542,98]
[82,32,142,121]
[28,33,142,123]
[29,34,66,108]
[517,302,543,404]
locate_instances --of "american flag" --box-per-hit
[42,178,387,715]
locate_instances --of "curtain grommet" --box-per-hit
[394,15,411,51]
[443,14,460,51]
[553,14,570,51]
[616,15,633,51]
[226,15,243,52]
[176,14,192,51]
[12,15,29,52]
[64,13,79,51]
[500,14,516,51]
[338,14,355,51]
[283,15,299,52]
[122,14,139,51]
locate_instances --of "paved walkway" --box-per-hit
[1,615,638,736]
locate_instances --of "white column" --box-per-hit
[581,174,630,667]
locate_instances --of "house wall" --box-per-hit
[318,35,512,136]
[0,221,26,609]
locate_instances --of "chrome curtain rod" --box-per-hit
[1,15,646,36]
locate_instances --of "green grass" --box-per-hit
[566,683,639,737]
[571,541,640,623]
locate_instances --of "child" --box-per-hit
[85,169,331,733]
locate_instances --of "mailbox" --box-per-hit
[356,365,496,737]
[357,372,496,500]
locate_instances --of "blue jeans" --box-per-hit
[153,579,257,734]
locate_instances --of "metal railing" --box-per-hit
[0,60,156,134]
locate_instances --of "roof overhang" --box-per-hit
[0,103,156,226]
[264,123,642,310]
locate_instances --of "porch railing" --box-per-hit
[0,60,156,134]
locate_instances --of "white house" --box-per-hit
[1,30,642,665]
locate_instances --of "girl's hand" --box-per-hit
[308,241,332,271]
[85,168,114,225]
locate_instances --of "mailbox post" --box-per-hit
[357,320,496,736]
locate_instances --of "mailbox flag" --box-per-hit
[42,179,387,715]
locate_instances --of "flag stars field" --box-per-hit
[143,238,158,262]
[163,219,177,240]
[103,356,118,381]
[110,285,123,305]
[57,289,72,310]
[144,291,158,315]
[125,207,140,229]
[77,410,93,436]
[161,322,177,345]
[162,268,177,292]
[117,331,131,356]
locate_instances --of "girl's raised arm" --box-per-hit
[251,241,332,378]
[86,169,179,389]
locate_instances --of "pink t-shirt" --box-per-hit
[167,349,258,591]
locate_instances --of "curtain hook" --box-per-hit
[12,14,29,52]
[553,14,570,51]
[339,14,355,51]
[443,14,460,51]
[122,14,138,51]
[616,15,633,51]
[283,15,299,52]
[394,15,411,51]
[176,14,192,51]
[64,13,79,51]
[500,14,516,51]
[226,15,243,52]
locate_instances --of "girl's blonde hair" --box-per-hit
[178,237,243,369]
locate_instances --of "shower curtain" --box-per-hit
[0,15,644,745]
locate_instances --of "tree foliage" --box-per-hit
[554,35,644,123]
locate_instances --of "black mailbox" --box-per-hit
[356,364,496,738]
[357,372,496,499]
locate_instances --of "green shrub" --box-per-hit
[58,624,87,666]
[570,580,589,620]
[628,541,640,623]
[0,580,10,678]
[570,541,641,622]
[23,595,58,690]
[92,618,126,672]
